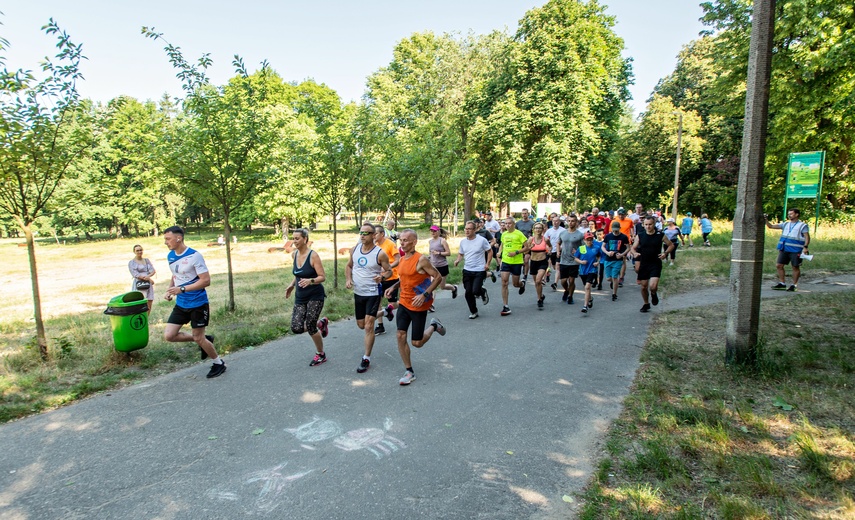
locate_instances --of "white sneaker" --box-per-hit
[399,370,416,385]
[468,313,478,319]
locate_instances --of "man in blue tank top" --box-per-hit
[766,208,810,292]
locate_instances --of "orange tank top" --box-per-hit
[398,252,432,312]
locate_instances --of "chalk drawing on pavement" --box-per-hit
[286,416,406,459]
[206,461,313,514]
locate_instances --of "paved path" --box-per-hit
[1,274,852,519]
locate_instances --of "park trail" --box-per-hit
[0,273,852,519]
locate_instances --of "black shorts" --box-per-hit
[396,305,428,342]
[549,252,559,265]
[380,279,400,302]
[559,264,579,279]
[636,261,663,281]
[530,258,549,273]
[354,294,381,321]
[167,303,210,329]
[500,263,523,276]
[776,250,802,267]
[434,264,450,277]
[579,273,598,286]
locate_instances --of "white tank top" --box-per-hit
[352,245,381,296]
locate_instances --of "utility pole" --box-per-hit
[672,111,683,221]
[726,0,776,365]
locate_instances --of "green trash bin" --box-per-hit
[104,291,149,352]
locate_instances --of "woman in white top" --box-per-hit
[128,244,156,312]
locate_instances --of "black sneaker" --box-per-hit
[357,358,370,373]
[490,271,497,283]
[640,303,651,313]
[588,299,593,308]
[562,290,569,302]
[546,273,550,283]
[518,281,526,295]
[568,297,574,305]
[201,335,214,360]
[597,284,602,290]
[772,282,787,290]
[482,289,490,305]
[430,317,446,336]
[612,294,617,301]
[787,284,797,292]
[310,353,327,366]
[651,292,659,305]
[317,317,329,338]
[500,306,512,316]
[551,282,558,291]
[451,285,458,299]
[537,298,544,310]
[206,362,227,378]
[374,324,386,335]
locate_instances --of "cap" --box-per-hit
[666,218,675,223]
[584,232,594,239]
[611,221,621,228]
[485,211,492,215]
[686,212,692,217]
[617,208,627,215]
[430,225,439,231]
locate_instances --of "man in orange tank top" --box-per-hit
[384,229,447,385]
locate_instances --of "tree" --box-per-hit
[0,20,96,359]
[144,28,290,311]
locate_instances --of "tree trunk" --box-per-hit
[223,210,236,312]
[332,214,339,289]
[19,221,49,360]
[463,183,474,222]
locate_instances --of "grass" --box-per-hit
[578,290,855,518]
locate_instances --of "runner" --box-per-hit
[373,225,400,335]
[454,220,493,319]
[629,216,675,312]
[427,225,458,310]
[663,218,684,266]
[284,228,329,367]
[601,220,630,301]
[345,223,394,374]
[574,231,601,313]
[544,216,563,291]
[699,214,713,246]
[516,208,535,284]
[615,208,634,288]
[766,208,810,291]
[525,221,551,309]
[387,229,446,385]
[680,212,695,247]
[557,215,584,305]
[497,217,528,316]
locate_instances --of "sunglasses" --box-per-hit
[359,231,373,236]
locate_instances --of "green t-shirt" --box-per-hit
[501,229,527,264]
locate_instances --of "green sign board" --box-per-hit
[786,151,823,198]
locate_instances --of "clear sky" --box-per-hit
[2,0,707,113]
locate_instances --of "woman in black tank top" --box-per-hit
[285,228,330,366]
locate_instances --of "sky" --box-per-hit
[2,1,707,113]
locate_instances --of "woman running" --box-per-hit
[526,222,551,309]
[428,225,458,311]
[285,228,330,367]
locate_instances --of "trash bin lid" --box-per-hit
[107,291,147,306]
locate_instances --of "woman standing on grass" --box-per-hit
[285,228,330,367]
[427,225,458,311]
[129,244,156,312]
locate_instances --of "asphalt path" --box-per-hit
[0,274,657,519]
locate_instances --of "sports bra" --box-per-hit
[530,237,549,253]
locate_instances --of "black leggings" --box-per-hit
[291,299,325,335]
[462,270,487,314]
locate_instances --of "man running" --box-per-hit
[557,214,584,305]
[497,217,528,316]
[454,220,493,319]
[516,208,535,283]
[387,229,446,385]
[162,226,225,378]
[629,216,674,312]
[544,216,563,291]
[766,208,810,292]
[346,223,394,374]
[373,225,400,335]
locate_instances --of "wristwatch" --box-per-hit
[180,286,186,293]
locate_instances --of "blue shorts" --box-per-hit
[604,260,623,280]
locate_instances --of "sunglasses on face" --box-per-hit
[359,231,373,236]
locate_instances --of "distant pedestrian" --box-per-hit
[129,244,156,312]
[680,212,695,247]
[663,218,684,266]
[699,214,713,246]
[766,208,810,292]
[285,228,329,367]
[162,226,224,378]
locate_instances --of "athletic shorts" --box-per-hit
[396,305,428,342]
[776,250,802,267]
[604,260,623,280]
[167,303,210,329]
[549,252,559,264]
[380,279,399,302]
[354,294,381,321]
[434,264,450,277]
[559,264,579,279]
[529,258,549,273]
[500,263,523,276]
[579,273,598,286]
[636,261,663,281]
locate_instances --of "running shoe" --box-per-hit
[588,299,593,308]
[772,282,787,290]
[500,306,512,316]
[551,282,558,291]
[597,284,602,290]
[202,335,215,360]
[468,312,479,319]
[430,317,446,336]
[518,281,526,295]
[357,358,370,373]
[317,317,329,338]
[399,370,416,385]
[206,362,227,378]
[537,298,544,310]
[651,292,659,305]
[374,324,386,335]
[429,304,436,313]
[787,284,797,292]
[490,271,497,283]
[385,304,395,320]
[482,289,490,305]
[618,277,624,288]
[451,285,458,299]
[310,353,327,366]
[581,306,588,313]
[562,290,569,302]
[640,303,651,313]
[546,272,550,283]
[567,297,574,305]
[612,294,617,301]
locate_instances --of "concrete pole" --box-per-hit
[672,111,683,221]
[726,0,776,365]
